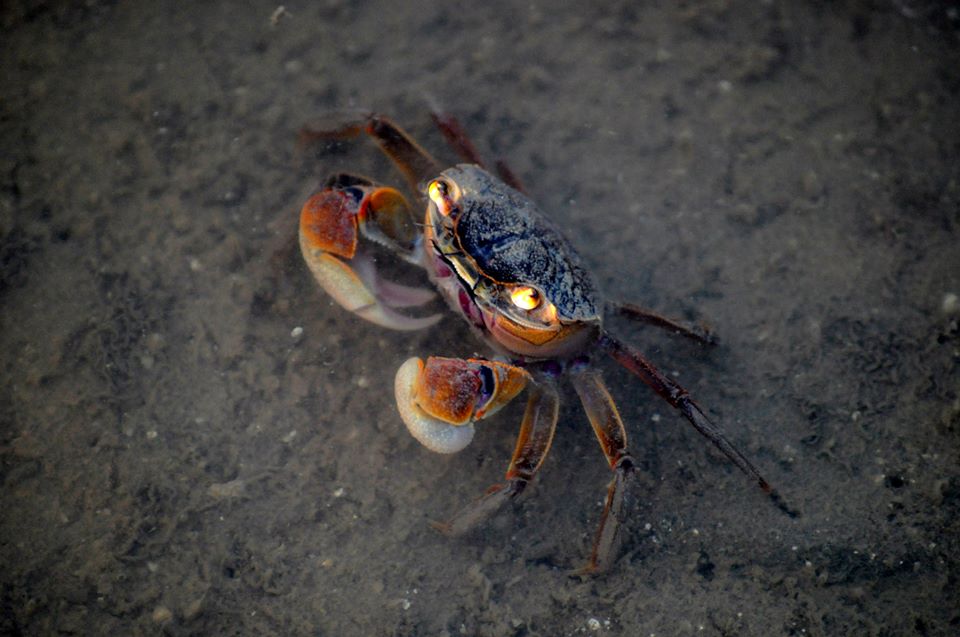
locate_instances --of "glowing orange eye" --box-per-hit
[428,179,447,198]
[428,179,453,216]
[510,286,541,310]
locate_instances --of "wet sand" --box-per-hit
[2,2,958,635]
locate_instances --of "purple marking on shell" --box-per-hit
[434,258,452,278]
[458,289,485,329]
[476,365,496,411]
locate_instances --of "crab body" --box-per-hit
[424,164,601,360]
[297,113,772,574]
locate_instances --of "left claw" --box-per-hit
[394,357,530,454]
[299,174,442,331]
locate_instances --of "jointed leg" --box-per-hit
[300,113,443,192]
[431,378,560,536]
[600,332,771,492]
[570,367,634,575]
[611,301,716,345]
[430,111,486,167]
[430,111,528,193]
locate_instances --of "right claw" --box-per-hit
[394,357,530,454]
[298,176,442,331]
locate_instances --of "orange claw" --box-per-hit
[300,190,358,259]
[394,357,530,454]
[298,179,442,331]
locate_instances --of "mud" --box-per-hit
[2,2,958,635]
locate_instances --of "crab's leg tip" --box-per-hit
[567,563,601,579]
[767,489,801,519]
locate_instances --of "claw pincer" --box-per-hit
[299,176,441,331]
[395,357,529,454]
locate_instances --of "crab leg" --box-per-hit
[569,367,635,575]
[299,174,441,331]
[430,111,528,193]
[300,114,442,192]
[433,380,559,536]
[611,302,716,345]
[600,332,771,492]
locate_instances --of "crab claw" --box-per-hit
[299,179,442,331]
[394,357,529,454]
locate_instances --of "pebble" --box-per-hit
[941,292,958,315]
[183,597,204,621]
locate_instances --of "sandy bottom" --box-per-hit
[2,2,958,635]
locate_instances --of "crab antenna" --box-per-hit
[598,331,771,493]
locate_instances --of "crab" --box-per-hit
[298,112,774,574]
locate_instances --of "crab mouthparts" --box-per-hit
[458,288,486,329]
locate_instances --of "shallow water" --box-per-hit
[2,2,958,635]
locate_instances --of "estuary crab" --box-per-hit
[298,113,773,574]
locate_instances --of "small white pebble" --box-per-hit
[651,413,661,423]
[146,430,158,440]
[270,5,291,25]
[356,376,370,388]
[189,258,202,272]
[587,617,601,631]
[281,430,297,443]
[401,598,411,610]
[333,487,345,498]
[942,292,959,315]
[290,326,304,338]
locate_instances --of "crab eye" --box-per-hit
[510,286,541,310]
[428,179,448,198]
[428,179,454,216]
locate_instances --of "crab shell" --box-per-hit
[423,165,602,360]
